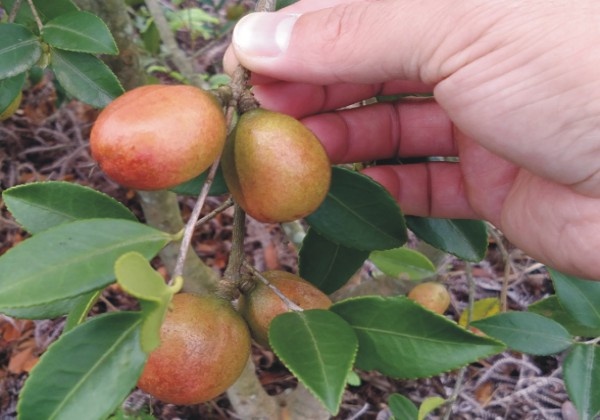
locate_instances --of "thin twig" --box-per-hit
[172,155,222,282]
[443,263,475,420]
[242,261,304,312]
[487,224,511,312]
[194,196,234,227]
[25,0,43,31]
[8,0,23,22]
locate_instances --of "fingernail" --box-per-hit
[233,12,299,57]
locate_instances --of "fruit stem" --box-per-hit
[223,203,246,284]
[172,155,222,283]
[242,261,304,312]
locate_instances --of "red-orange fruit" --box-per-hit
[407,282,451,314]
[221,109,331,223]
[137,293,251,405]
[238,270,332,347]
[90,84,226,191]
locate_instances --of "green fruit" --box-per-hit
[0,91,22,121]
[137,293,251,405]
[407,282,451,314]
[238,270,332,348]
[222,109,331,223]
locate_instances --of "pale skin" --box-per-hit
[224,0,600,280]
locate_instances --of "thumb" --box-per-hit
[231,0,496,85]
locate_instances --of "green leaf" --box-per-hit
[42,11,118,55]
[3,181,136,234]
[471,312,573,355]
[549,268,600,330]
[406,217,487,262]
[0,219,170,318]
[115,252,175,353]
[388,394,418,420]
[299,228,369,294]
[18,312,147,420]
[0,0,76,32]
[0,24,42,78]
[306,167,407,251]
[418,396,446,420]
[3,293,96,320]
[50,49,124,108]
[529,296,600,337]
[270,310,358,415]
[331,296,505,378]
[370,247,436,280]
[63,290,101,333]
[563,344,600,420]
[0,72,26,114]
[140,19,160,56]
[276,0,299,9]
[170,166,229,196]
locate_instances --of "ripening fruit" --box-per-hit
[407,282,451,314]
[238,270,332,347]
[137,293,251,405]
[0,91,22,121]
[221,109,331,223]
[90,84,227,190]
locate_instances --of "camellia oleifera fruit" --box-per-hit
[407,281,451,314]
[221,109,331,223]
[0,91,22,121]
[90,84,227,190]
[238,270,332,347]
[137,293,251,405]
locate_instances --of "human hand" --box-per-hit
[225,0,600,279]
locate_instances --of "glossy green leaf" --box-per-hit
[370,247,436,280]
[418,396,446,420]
[3,0,78,29]
[549,269,600,330]
[18,312,147,420]
[140,19,160,55]
[0,219,170,318]
[115,252,174,352]
[270,310,358,415]
[563,344,600,420]
[170,166,228,196]
[528,296,600,337]
[3,293,95,320]
[0,24,42,78]
[3,181,136,234]
[472,312,573,355]
[406,217,487,262]
[299,228,369,294]
[0,72,26,114]
[306,167,407,251]
[42,11,118,54]
[388,394,418,420]
[331,296,505,378]
[63,290,102,333]
[50,49,124,108]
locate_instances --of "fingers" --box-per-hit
[300,99,456,163]
[251,80,433,118]
[362,163,479,219]
[230,0,502,85]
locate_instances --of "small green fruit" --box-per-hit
[238,270,332,348]
[222,109,331,223]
